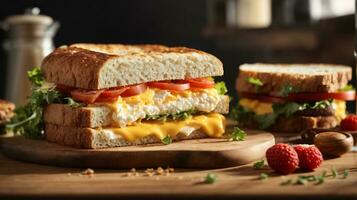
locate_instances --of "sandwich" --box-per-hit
[8,44,229,148]
[233,63,355,133]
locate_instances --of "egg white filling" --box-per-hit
[92,88,221,128]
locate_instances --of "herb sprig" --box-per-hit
[229,127,246,141]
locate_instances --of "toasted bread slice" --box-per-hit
[236,63,352,95]
[240,115,339,133]
[45,124,210,149]
[41,44,223,89]
[44,95,229,128]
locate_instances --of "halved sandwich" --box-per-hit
[29,44,230,148]
[233,63,355,133]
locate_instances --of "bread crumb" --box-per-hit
[178,176,183,180]
[130,168,136,172]
[156,167,164,175]
[67,173,72,176]
[81,168,95,175]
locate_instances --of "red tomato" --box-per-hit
[340,115,357,131]
[70,89,104,103]
[185,78,214,88]
[147,82,190,91]
[56,84,75,94]
[287,91,355,102]
[120,84,147,97]
[100,87,128,98]
[95,96,119,103]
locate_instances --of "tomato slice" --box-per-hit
[70,89,104,103]
[95,96,119,103]
[147,82,190,91]
[120,84,147,97]
[185,78,214,88]
[239,90,356,103]
[100,87,128,98]
[287,91,355,102]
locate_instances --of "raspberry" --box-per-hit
[294,145,323,171]
[266,143,299,174]
[340,115,357,131]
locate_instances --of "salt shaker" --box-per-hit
[2,8,59,105]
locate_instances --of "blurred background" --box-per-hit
[0,0,355,108]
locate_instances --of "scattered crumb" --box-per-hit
[156,167,164,175]
[178,176,183,180]
[67,173,72,176]
[81,168,95,175]
[130,168,136,173]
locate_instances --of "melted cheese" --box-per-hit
[101,113,226,142]
[239,98,346,120]
[239,98,273,115]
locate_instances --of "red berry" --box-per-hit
[340,115,357,131]
[294,145,323,171]
[266,143,299,175]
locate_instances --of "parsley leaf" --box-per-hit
[259,173,268,181]
[340,84,354,91]
[204,173,217,184]
[332,168,338,178]
[214,81,228,95]
[161,135,172,145]
[247,77,263,86]
[342,169,349,179]
[63,97,84,108]
[145,109,195,121]
[27,67,44,87]
[229,127,246,141]
[253,160,265,170]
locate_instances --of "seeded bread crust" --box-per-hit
[236,63,352,95]
[41,44,223,89]
[43,95,230,128]
[45,124,209,149]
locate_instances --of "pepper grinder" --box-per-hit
[1,8,59,105]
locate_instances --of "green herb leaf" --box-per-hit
[247,77,263,86]
[322,170,328,177]
[214,81,228,95]
[259,173,268,181]
[146,109,195,122]
[295,177,308,185]
[315,176,325,185]
[342,169,349,179]
[27,67,44,87]
[161,135,172,145]
[63,97,84,108]
[204,173,217,184]
[253,160,265,170]
[332,168,338,178]
[281,179,293,186]
[230,127,246,141]
[340,84,354,91]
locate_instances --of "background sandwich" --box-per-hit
[9,44,229,148]
[233,63,355,132]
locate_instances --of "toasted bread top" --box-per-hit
[41,44,223,89]
[236,63,352,95]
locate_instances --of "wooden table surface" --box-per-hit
[0,146,357,200]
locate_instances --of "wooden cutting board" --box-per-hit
[0,129,274,169]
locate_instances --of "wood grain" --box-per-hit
[0,152,356,200]
[0,129,274,169]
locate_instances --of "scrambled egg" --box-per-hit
[94,88,220,127]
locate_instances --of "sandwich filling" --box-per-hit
[92,88,222,127]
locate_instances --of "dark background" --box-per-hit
[0,0,355,108]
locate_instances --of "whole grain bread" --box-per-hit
[236,63,352,95]
[240,115,339,133]
[41,44,223,89]
[45,123,211,149]
[44,95,230,128]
